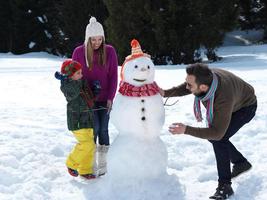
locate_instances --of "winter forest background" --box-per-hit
[1,1,267,200]
[0,0,267,64]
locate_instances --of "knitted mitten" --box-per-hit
[54,71,67,81]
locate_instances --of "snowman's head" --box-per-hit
[120,39,155,87]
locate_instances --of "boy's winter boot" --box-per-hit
[97,145,109,176]
[80,174,96,180]
[67,168,78,177]
[231,160,252,178]
[209,183,234,200]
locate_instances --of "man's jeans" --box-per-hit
[209,102,257,184]
[93,101,110,145]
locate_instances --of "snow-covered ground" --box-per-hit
[0,43,267,200]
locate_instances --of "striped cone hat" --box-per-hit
[120,39,150,80]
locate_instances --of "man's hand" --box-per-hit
[159,88,165,97]
[168,123,186,135]
[107,100,112,114]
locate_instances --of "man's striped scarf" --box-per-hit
[193,73,218,127]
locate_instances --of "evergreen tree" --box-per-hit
[197,0,239,61]
[104,0,238,64]
[35,0,61,54]
[260,0,267,40]
[104,0,154,64]
[253,0,267,40]
[55,0,108,56]
[163,0,203,63]
[0,0,13,52]
[238,0,264,29]
[0,0,58,54]
[237,0,267,41]
[0,0,27,53]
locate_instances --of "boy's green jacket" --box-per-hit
[60,78,94,131]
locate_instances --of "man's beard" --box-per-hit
[194,91,207,97]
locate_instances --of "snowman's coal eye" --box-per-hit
[147,65,150,69]
[134,65,138,69]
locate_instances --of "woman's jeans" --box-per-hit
[209,102,257,184]
[93,101,110,145]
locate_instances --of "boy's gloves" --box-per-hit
[92,80,101,96]
[54,71,67,81]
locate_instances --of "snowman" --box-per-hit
[108,39,167,180]
[86,40,184,200]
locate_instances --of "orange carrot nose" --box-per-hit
[140,67,147,72]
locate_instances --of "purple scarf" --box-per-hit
[193,73,218,127]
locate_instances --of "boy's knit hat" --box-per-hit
[84,17,105,46]
[61,59,82,77]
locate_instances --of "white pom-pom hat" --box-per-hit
[84,17,105,45]
[84,16,105,67]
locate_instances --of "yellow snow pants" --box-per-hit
[66,128,95,175]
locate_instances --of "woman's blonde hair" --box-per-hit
[86,37,106,69]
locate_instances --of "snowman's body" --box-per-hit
[108,55,167,179]
[111,93,164,138]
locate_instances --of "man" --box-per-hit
[160,63,257,199]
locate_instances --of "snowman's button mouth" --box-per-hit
[133,78,146,82]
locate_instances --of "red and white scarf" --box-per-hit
[119,81,160,97]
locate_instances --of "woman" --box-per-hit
[72,16,118,176]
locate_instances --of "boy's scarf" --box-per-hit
[119,81,160,97]
[193,73,218,127]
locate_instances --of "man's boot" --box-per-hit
[209,183,234,199]
[231,160,252,178]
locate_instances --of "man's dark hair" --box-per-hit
[186,63,213,86]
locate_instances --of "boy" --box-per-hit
[55,59,96,179]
